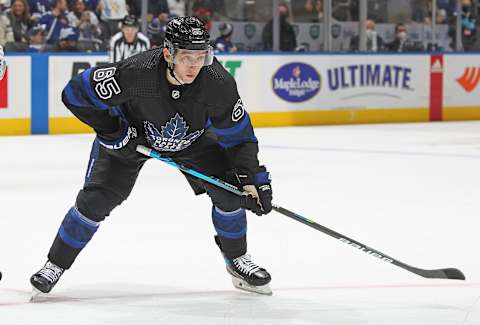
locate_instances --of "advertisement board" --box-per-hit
[49,55,109,133]
[223,54,430,126]
[3,52,480,135]
[0,56,31,135]
[443,54,480,121]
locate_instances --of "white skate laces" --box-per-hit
[38,261,64,283]
[232,254,261,276]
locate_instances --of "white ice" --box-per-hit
[1,122,479,325]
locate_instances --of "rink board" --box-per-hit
[0,56,31,135]
[1,52,479,135]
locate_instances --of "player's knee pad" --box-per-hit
[58,206,100,249]
[211,206,247,239]
[75,187,124,222]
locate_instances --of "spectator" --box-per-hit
[37,0,69,45]
[385,23,424,52]
[28,0,51,21]
[67,0,102,50]
[412,0,449,24]
[437,0,456,17]
[67,0,95,26]
[109,14,149,62]
[349,19,384,52]
[98,0,128,35]
[411,0,427,23]
[332,0,351,21]
[424,0,448,24]
[166,0,185,17]
[55,25,78,50]
[214,22,237,53]
[146,13,167,48]
[451,0,477,50]
[126,0,169,19]
[146,17,164,48]
[0,0,10,12]
[262,2,297,51]
[67,0,99,11]
[0,7,14,46]
[291,0,322,22]
[4,0,32,47]
[25,24,45,51]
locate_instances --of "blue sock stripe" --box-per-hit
[214,227,247,239]
[58,207,100,249]
[214,207,243,217]
[69,207,100,230]
[212,206,247,239]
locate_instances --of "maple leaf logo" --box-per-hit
[143,113,204,152]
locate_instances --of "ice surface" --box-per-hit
[1,122,479,324]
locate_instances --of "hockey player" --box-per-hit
[0,45,5,80]
[30,16,273,296]
[109,14,150,63]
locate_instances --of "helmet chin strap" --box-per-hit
[168,62,185,86]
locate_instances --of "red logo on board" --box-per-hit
[457,67,480,93]
[0,67,7,109]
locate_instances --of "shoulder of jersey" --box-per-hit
[204,57,234,87]
[110,32,123,44]
[116,47,163,70]
[137,32,150,44]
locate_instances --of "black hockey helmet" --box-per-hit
[165,16,211,50]
[164,16,214,66]
[122,14,139,27]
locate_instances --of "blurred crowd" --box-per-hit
[0,0,478,54]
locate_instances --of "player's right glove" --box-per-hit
[0,45,6,80]
[97,117,137,150]
[239,166,273,216]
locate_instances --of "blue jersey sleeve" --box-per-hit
[208,77,260,175]
[62,63,129,134]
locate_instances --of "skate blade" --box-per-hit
[231,277,272,295]
[30,287,44,303]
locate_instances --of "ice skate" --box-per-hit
[225,254,272,295]
[30,261,64,301]
[215,236,272,295]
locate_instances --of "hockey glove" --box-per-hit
[97,117,137,150]
[0,45,6,80]
[239,166,273,216]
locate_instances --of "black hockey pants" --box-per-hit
[48,136,247,269]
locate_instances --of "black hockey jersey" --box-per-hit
[62,48,259,174]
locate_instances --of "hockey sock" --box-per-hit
[212,206,247,259]
[48,207,100,269]
[58,206,100,249]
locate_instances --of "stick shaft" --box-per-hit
[137,145,465,280]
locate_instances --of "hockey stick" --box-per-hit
[136,145,466,281]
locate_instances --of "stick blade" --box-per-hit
[416,267,466,280]
[441,268,466,280]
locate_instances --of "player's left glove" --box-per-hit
[0,45,6,80]
[239,166,273,216]
[97,117,137,150]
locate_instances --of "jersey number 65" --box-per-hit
[93,67,122,100]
